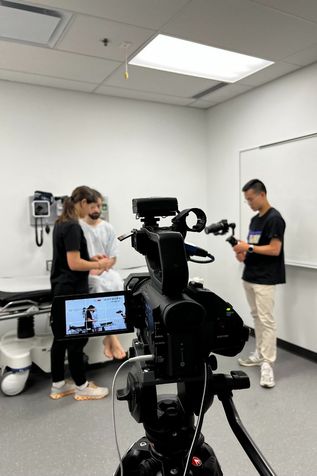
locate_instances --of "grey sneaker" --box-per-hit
[260,362,275,388]
[238,353,263,366]
[74,382,109,401]
[50,379,76,399]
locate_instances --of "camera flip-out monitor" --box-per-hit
[51,290,133,340]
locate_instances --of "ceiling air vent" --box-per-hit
[0,1,72,47]
[192,82,228,100]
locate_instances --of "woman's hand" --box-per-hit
[98,257,114,272]
[91,254,107,261]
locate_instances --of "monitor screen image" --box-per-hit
[65,293,127,336]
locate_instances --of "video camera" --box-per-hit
[205,219,238,247]
[51,197,275,476]
[122,198,247,381]
[52,198,247,381]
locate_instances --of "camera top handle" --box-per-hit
[132,228,188,295]
[130,198,208,296]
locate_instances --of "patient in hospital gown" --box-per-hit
[80,192,126,360]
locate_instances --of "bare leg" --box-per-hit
[103,335,126,360]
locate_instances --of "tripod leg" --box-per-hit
[219,394,276,476]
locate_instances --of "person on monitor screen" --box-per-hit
[50,186,111,401]
[85,305,96,333]
[232,179,286,389]
[80,190,126,360]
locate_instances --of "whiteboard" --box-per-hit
[239,133,317,268]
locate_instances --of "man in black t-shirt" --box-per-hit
[233,179,286,389]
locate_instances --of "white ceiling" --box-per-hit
[1,0,317,109]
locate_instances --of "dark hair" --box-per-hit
[91,189,103,201]
[56,186,98,223]
[242,179,267,195]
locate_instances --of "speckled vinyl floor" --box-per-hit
[0,336,316,476]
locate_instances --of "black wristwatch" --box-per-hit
[247,245,254,253]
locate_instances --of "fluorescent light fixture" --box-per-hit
[130,34,274,82]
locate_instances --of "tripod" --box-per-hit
[114,355,276,476]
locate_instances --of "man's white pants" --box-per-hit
[243,281,277,364]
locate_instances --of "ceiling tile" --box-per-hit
[24,0,191,29]
[57,14,155,61]
[251,0,317,23]
[103,64,219,97]
[283,44,317,66]
[239,62,300,86]
[95,84,193,106]
[0,40,120,82]
[163,0,317,61]
[1,0,317,108]
[0,69,96,91]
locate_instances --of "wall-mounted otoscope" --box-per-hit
[30,191,65,247]
[31,191,54,247]
[205,219,238,246]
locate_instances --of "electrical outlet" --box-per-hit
[46,260,52,272]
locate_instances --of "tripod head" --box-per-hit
[115,339,248,475]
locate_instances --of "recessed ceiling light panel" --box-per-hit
[130,34,274,82]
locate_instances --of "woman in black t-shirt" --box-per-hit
[50,186,110,401]
[85,305,96,332]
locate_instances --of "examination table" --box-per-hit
[0,275,133,396]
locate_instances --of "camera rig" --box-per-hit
[115,198,276,476]
[205,219,238,247]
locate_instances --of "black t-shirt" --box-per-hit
[50,220,90,295]
[243,207,286,285]
[85,310,94,330]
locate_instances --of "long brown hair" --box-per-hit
[56,186,98,223]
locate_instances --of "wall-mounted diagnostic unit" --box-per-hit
[29,191,63,247]
[29,191,109,247]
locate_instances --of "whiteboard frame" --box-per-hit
[239,132,317,269]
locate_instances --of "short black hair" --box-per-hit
[242,179,267,194]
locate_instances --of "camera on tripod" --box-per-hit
[51,197,276,476]
[125,198,248,382]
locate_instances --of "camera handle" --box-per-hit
[226,223,238,247]
[226,235,238,247]
[114,359,276,476]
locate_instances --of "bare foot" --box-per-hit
[103,335,126,360]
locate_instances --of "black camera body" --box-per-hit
[123,198,248,382]
[52,197,248,382]
[126,274,247,381]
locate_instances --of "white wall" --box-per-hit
[1,63,317,353]
[0,81,208,281]
[205,62,317,353]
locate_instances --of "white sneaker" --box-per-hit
[260,362,275,388]
[74,381,109,400]
[238,351,263,367]
[50,379,76,399]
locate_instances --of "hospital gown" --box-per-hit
[80,220,123,292]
